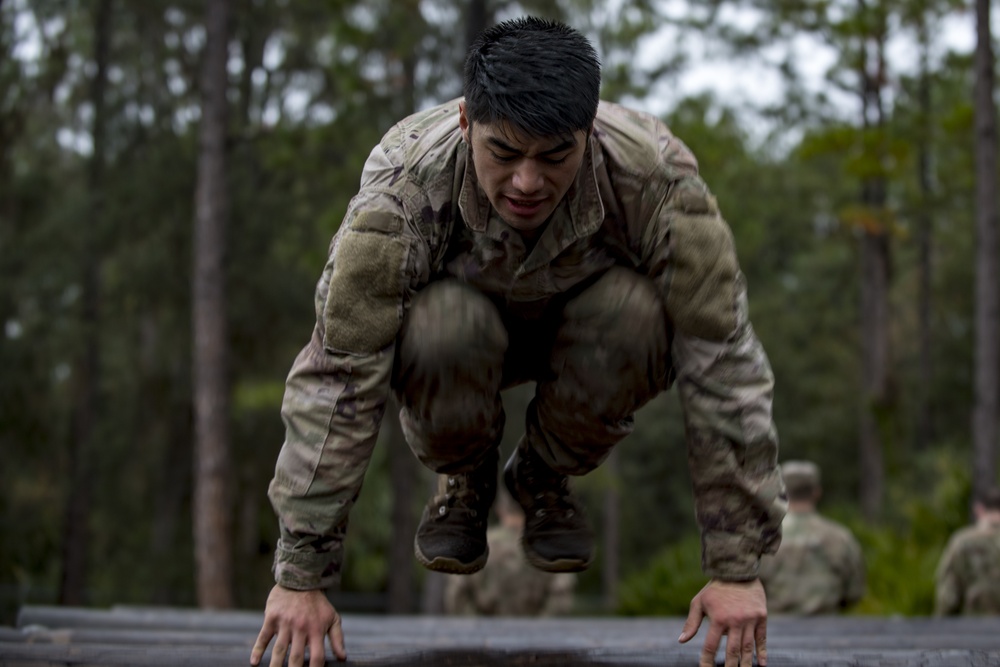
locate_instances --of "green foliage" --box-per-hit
[847,448,970,615]
[618,448,972,617]
[616,534,707,616]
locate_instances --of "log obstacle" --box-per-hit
[2,605,999,665]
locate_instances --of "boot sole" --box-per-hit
[522,541,591,573]
[414,536,488,575]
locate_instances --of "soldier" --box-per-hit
[935,488,1000,616]
[758,460,866,615]
[444,487,576,617]
[251,17,786,667]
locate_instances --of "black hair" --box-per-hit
[978,488,1000,511]
[463,16,601,138]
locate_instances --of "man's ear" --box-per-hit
[459,102,471,143]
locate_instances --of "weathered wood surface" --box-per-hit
[2,605,999,666]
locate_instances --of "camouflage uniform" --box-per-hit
[935,519,1000,615]
[444,524,576,616]
[758,510,866,615]
[267,98,786,591]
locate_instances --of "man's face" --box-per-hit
[460,102,589,233]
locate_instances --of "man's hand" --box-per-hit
[250,585,346,667]
[678,578,768,667]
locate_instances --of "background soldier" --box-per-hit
[759,460,866,615]
[935,488,1000,615]
[444,488,575,616]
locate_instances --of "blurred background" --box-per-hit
[1,0,997,624]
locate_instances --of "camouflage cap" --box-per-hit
[781,460,821,498]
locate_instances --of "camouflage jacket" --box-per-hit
[268,98,786,591]
[935,519,1000,615]
[758,510,866,615]
[444,524,576,616]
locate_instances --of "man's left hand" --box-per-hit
[678,578,768,667]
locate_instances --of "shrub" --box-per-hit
[617,533,708,616]
[616,448,972,617]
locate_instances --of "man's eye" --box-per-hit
[490,152,516,163]
[543,156,568,165]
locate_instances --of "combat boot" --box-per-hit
[414,451,497,574]
[503,444,593,572]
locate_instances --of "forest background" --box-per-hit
[2,0,999,622]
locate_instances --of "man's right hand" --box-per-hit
[250,585,346,667]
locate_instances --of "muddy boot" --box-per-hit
[414,451,498,574]
[503,444,593,572]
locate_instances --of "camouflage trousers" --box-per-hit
[391,267,671,476]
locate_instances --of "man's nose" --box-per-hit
[512,160,543,194]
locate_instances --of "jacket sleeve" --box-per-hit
[934,535,964,616]
[268,146,431,591]
[641,173,787,582]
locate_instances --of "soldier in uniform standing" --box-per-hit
[758,460,866,615]
[935,488,1000,615]
[444,488,576,617]
[251,16,786,667]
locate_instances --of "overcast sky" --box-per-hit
[8,0,985,154]
[627,3,979,139]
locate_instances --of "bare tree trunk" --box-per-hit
[192,0,234,609]
[386,401,417,613]
[465,0,492,50]
[973,0,999,504]
[859,228,889,521]
[857,3,889,521]
[915,13,934,452]
[235,2,266,131]
[152,390,193,604]
[59,0,111,606]
[602,449,620,612]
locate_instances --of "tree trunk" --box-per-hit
[192,0,234,609]
[915,12,934,452]
[973,0,999,504]
[859,227,889,521]
[135,310,194,605]
[421,572,447,615]
[386,400,417,613]
[152,391,193,605]
[602,449,620,612]
[59,0,111,606]
[857,5,889,521]
[465,0,492,52]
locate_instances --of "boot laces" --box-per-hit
[436,473,491,523]
[526,470,577,521]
